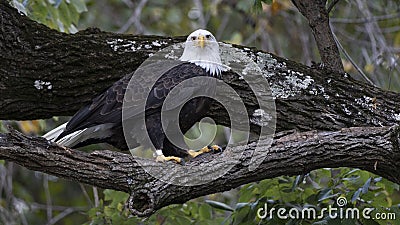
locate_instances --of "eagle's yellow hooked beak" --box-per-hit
[197,35,205,48]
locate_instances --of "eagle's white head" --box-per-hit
[179,29,227,76]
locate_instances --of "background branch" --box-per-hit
[291,0,344,73]
[327,0,340,13]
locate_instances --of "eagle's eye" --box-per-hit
[205,34,211,39]
[191,36,196,41]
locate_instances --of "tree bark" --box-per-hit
[0,126,399,216]
[291,0,344,73]
[0,1,183,119]
[1,0,400,217]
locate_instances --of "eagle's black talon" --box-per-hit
[167,157,185,165]
[210,145,222,153]
[187,145,223,158]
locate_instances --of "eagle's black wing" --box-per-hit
[55,62,214,150]
[65,75,128,131]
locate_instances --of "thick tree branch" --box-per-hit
[0,126,399,216]
[1,1,400,134]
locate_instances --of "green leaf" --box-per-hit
[261,0,273,4]
[238,184,257,202]
[16,0,86,33]
[103,206,113,217]
[70,0,87,13]
[235,202,251,210]
[351,188,361,203]
[58,1,73,28]
[233,205,251,225]
[362,177,372,194]
[291,175,303,192]
[198,204,212,219]
[318,188,333,201]
[111,212,125,224]
[174,215,192,225]
[372,192,390,207]
[205,200,234,212]
[252,0,262,13]
[344,168,360,176]
[252,0,272,13]
[103,189,129,208]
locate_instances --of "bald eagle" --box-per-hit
[43,29,227,163]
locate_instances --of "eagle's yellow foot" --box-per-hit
[187,145,222,158]
[154,150,185,165]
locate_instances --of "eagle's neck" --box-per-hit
[183,60,227,77]
[179,45,228,77]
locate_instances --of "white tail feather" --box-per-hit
[43,123,114,147]
[42,122,67,141]
[56,129,87,147]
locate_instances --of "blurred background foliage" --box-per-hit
[2,0,400,224]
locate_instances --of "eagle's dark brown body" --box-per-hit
[55,62,220,157]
